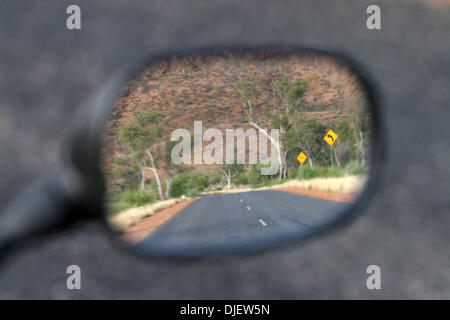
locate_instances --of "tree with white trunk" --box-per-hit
[118,111,166,200]
[344,96,371,167]
[221,162,244,189]
[234,75,308,179]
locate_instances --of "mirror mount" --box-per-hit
[0,69,130,259]
[0,170,85,258]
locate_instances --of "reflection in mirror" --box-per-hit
[101,50,375,257]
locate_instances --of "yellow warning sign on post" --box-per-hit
[297,152,308,164]
[323,129,338,146]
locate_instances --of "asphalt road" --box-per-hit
[135,191,349,256]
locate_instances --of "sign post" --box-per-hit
[296,152,308,180]
[330,145,334,176]
[323,129,338,176]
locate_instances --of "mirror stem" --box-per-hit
[0,171,82,259]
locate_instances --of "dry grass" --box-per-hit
[108,197,193,232]
[203,186,267,195]
[205,175,367,195]
[276,175,367,194]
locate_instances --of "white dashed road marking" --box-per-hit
[259,219,267,226]
[240,199,243,203]
[247,206,251,210]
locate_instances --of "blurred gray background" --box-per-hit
[0,0,448,299]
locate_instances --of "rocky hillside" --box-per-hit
[102,51,369,180]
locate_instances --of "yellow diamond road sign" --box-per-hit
[323,129,338,146]
[297,152,308,164]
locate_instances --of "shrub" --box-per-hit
[191,172,209,191]
[232,171,249,186]
[246,164,272,187]
[122,190,156,206]
[186,189,200,198]
[345,160,366,175]
[298,165,346,179]
[170,173,190,197]
[248,166,262,187]
[109,164,140,191]
[287,165,299,179]
[209,171,223,185]
[113,156,129,165]
[170,172,210,197]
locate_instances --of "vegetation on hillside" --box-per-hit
[102,52,372,214]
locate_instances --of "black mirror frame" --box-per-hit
[66,45,386,259]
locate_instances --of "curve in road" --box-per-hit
[134,190,350,257]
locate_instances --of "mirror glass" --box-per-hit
[100,50,376,257]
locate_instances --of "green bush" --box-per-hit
[113,156,129,165]
[287,165,299,179]
[345,161,366,175]
[108,163,140,191]
[170,173,190,197]
[209,171,223,185]
[122,190,156,206]
[247,164,274,188]
[232,171,249,186]
[248,166,262,187]
[170,172,210,197]
[191,172,209,191]
[297,165,345,179]
[186,188,200,198]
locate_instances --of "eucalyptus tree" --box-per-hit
[118,110,166,200]
[342,96,371,167]
[235,75,308,179]
[287,116,329,169]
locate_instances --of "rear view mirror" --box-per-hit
[100,48,380,258]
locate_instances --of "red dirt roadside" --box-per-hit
[121,199,196,244]
[276,187,356,203]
